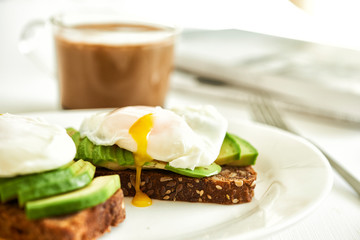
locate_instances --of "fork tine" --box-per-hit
[249,97,267,125]
[261,97,292,131]
[256,96,278,127]
[249,95,292,132]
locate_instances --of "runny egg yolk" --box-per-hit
[128,113,154,207]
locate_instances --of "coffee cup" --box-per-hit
[20,10,178,109]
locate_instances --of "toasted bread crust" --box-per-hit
[0,189,125,240]
[96,166,257,204]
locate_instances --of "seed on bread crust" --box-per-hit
[196,190,204,196]
[176,184,183,193]
[229,172,237,178]
[166,181,176,187]
[160,177,173,182]
[235,180,243,187]
[130,175,135,187]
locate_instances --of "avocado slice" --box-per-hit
[66,128,81,148]
[144,161,167,169]
[0,178,13,185]
[18,160,95,206]
[165,163,222,178]
[106,160,167,170]
[123,150,135,165]
[116,161,221,178]
[69,128,135,167]
[25,175,120,220]
[0,160,83,203]
[67,128,81,158]
[215,133,241,165]
[227,134,258,166]
[92,144,124,164]
[78,137,95,160]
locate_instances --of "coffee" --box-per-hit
[54,23,175,109]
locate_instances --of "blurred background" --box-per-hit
[1,0,360,117]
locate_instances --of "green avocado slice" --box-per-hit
[0,160,82,203]
[227,134,258,166]
[66,128,81,152]
[25,175,120,220]
[215,133,241,165]
[0,178,13,185]
[165,163,222,178]
[18,160,95,206]
[111,161,221,178]
[67,128,135,167]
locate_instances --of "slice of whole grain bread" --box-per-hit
[0,190,125,240]
[96,166,257,204]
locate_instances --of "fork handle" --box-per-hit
[324,151,360,196]
[306,138,360,196]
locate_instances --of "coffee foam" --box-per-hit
[59,30,174,46]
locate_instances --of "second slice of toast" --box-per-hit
[0,190,125,240]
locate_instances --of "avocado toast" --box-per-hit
[0,114,126,240]
[0,161,126,240]
[67,128,258,205]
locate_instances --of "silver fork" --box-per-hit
[249,95,360,196]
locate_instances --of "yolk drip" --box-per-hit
[129,113,154,207]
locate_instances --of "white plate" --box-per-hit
[26,110,333,240]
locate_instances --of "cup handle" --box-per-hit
[18,19,55,77]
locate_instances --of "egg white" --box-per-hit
[0,114,76,177]
[80,105,227,169]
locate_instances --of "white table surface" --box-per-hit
[1,1,360,239]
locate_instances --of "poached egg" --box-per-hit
[0,114,76,177]
[80,105,228,170]
[79,105,227,207]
